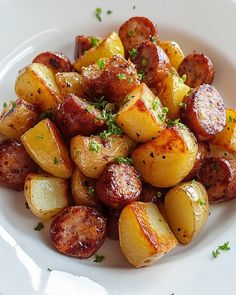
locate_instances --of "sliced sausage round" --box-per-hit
[178,53,215,88]
[197,157,236,203]
[119,16,158,56]
[56,94,105,137]
[180,84,226,141]
[74,35,92,60]
[0,139,38,191]
[33,51,72,73]
[131,40,171,88]
[50,206,107,258]
[96,163,142,209]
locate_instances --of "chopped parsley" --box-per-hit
[167,119,185,129]
[181,74,187,83]
[115,157,134,165]
[150,35,157,45]
[152,99,160,111]
[94,254,105,263]
[92,96,108,110]
[158,107,169,121]
[34,222,44,231]
[11,101,16,109]
[53,157,59,165]
[129,48,138,59]
[191,179,196,184]
[142,58,149,67]
[117,73,126,80]
[122,95,132,106]
[86,105,95,113]
[89,141,101,152]
[197,198,206,206]
[95,8,102,22]
[3,102,7,108]
[138,70,145,81]
[97,59,105,70]
[179,102,186,109]
[156,192,162,198]
[35,135,44,140]
[88,186,95,194]
[229,115,234,123]
[90,37,100,47]
[100,110,122,139]
[212,242,230,258]
[107,10,113,15]
[128,30,135,37]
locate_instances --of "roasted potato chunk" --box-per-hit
[0,99,39,139]
[119,202,177,268]
[81,55,139,104]
[21,119,72,178]
[0,139,38,190]
[24,173,69,218]
[70,134,135,178]
[71,168,98,207]
[15,63,62,111]
[132,125,198,187]
[159,40,185,69]
[157,74,190,120]
[73,32,124,71]
[164,181,209,245]
[116,84,166,142]
[208,144,236,159]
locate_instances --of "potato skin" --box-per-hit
[81,55,140,104]
[181,84,226,141]
[119,16,158,56]
[56,94,105,137]
[197,157,236,203]
[0,99,39,139]
[50,206,107,258]
[178,53,215,88]
[33,51,72,73]
[159,40,184,69]
[96,163,142,209]
[0,139,38,190]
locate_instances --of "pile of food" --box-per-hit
[0,16,235,268]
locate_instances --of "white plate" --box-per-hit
[0,0,236,294]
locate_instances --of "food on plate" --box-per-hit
[0,139,38,190]
[180,84,226,140]
[24,173,69,218]
[119,202,178,268]
[197,157,236,203]
[21,119,72,178]
[177,53,215,88]
[50,206,107,258]
[132,124,198,187]
[96,163,142,209]
[15,63,62,111]
[208,143,236,159]
[106,208,121,240]
[164,181,209,245]
[159,40,185,69]
[0,99,39,139]
[32,51,72,73]
[74,35,101,59]
[55,93,105,137]
[81,55,140,103]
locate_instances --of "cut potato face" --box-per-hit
[158,74,190,120]
[210,108,236,152]
[159,41,185,69]
[132,125,198,187]
[164,181,209,245]
[116,83,166,142]
[15,63,62,111]
[70,134,134,178]
[21,119,72,178]
[73,32,124,71]
[24,173,69,218]
[119,202,177,268]
[209,143,236,159]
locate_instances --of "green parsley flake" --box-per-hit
[86,105,95,113]
[181,74,187,83]
[191,179,196,184]
[129,48,138,59]
[212,242,230,258]
[179,102,186,109]
[107,10,113,15]
[97,59,105,70]
[197,198,206,206]
[156,192,162,198]
[167,119,185,129]
[158,107,169,121]
[54,157,59,165]
[100,110,122,138]
[94,254,105,263]
[95,8,102,22]
[117,73,126,80]
[89,141,101,152]
[229,115,234,123]
[90,37,100,47]
[142,58,149,67]
[150,35,157,44]
[12,101,16,109]
[128,30,135,37]
[115,157,134,165]
[34,222,44,231]
[3,102,7,108]
[92,96,108,109]
[152,99,160,111]
[88,186,95,194]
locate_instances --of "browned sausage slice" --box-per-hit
[81,55,140,104]
[56,94,105,137]
[184,142,210,180]
[74,36,100,59]
[96,163,142,209]
[119,16,158,56]
[178,53,215,88]
[0,139,38,190]
[33,51,72,73]
[197,157,236,203]
[181,84,226,141]
[50,206,107,258]
[131,41,171,88]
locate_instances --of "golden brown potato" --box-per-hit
[208,143,236,159]
[132,124,198,187]
[119,202,178,268]
[71,168,98,207]
[70,134,135,178]
[73,32,124,71]
[24,173,69,218]
[0,99,39,139]
[159,41,185,69]
[116,84,166,142]
[15,63,62,111]
[164,181,209,245]
[21,119,72,178]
